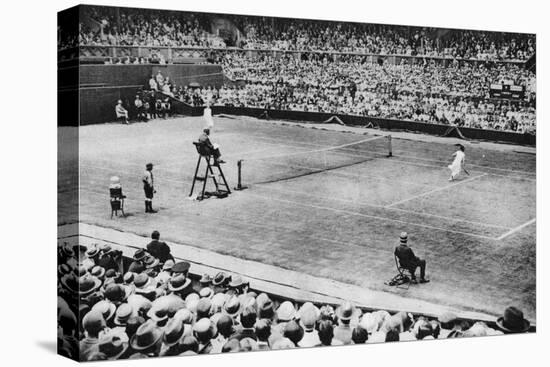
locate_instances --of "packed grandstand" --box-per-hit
[57,6,536,134]
[58,239,531,361]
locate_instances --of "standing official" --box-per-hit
[142,163,157,213]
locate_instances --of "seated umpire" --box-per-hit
[147,230,174,264]
[394,232,429,283]
[198,128,225,165]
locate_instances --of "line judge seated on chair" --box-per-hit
[198,128,225,165]
[394,232,429,284]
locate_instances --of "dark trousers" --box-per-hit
[408,258,426,280]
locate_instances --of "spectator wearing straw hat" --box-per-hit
[146,231,174,264]
[334,301,358,345]
[394,232,429,283]
[130,320,163,356]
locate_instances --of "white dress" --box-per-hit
[448,150,465,178]
[203,107,214,129]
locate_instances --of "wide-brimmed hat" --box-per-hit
[336,301,358,322]
[212,272,228,286]
[146,307,169,323]
[496,306,530,333]
[82,310,106,334]
[228,274,246,288]
[104,284,129,303]
[163,317,185,346]
[399,232,408,243]
[199,287,214,300]
[171,261,190,275]
[193,318,214,339]
[223,296,242,318]
[123,272,135,285]
[91,265,106,279]
[86,246,100,258]
[98,333,128,360]
[130,320,163,351]
[168,274,192,293]
[144,256,160,270]
[162,260,175,271]
[276,301,296,322]
[199,273,212,285]
[196,298,212,318]
[133,249,147,262]
[92,300,117,321]
[133,273,153,290]
[114,303,133,326]
[174,308,194,325]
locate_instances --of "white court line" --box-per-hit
[386,174,488,208]
[497,218,536,240]
[245,191,497,241]
[258,184,509,230]
[78,164,497,241]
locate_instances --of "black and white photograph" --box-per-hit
[54,2,541,362]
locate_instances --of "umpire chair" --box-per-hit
[189,141,231,200]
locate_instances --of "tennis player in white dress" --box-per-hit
[448,144,466,181]
[203,101,214,130]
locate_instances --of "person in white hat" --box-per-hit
[115,100,129,124]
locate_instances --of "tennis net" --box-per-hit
[237,134,392,186]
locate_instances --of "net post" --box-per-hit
[387,135,393,157]
[234,159,248,191]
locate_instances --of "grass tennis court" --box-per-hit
[59,115,536,320]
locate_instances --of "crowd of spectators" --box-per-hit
[78,7,225,48]
[234,17,535,61]
[57,233,532,361]
[177,53,534,133]
[69,6,535,63]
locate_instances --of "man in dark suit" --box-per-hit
[394,232,429,283]
[146,231,174,264]
[198,128,225,165]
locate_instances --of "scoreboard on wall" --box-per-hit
[489,83,525,100]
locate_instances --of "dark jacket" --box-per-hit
[146,240,174,263]
[394,244,418,268]
[198,133,215,151]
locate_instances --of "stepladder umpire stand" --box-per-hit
[189,141,231,200]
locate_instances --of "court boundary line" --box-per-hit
[244,191,498,241]
[386,174,488,208]
[78,165,498,241]
[497,218,537,240]
[256,184,510,230]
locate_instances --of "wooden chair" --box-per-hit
[109,187,126,218]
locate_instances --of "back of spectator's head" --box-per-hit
[385,328,400,342]
[222,338,241,353]
[276,301,296,322]
[318,320,334,346]
[151,231,160,240]
[181,335,199,353]
[196,298,212,320]
[352,325,369,344]
[271,337,295,350]
[240,306,257,329]
[240,337,259,351]
[438,312,458,330]
[193,318,213,344]
[255,319,271,342]
[300,307,318,331]
[82,310,106,337]
[430,320,441,339]
[413,319,433,340]
[284,320,304,346]
[216,314,234,338]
